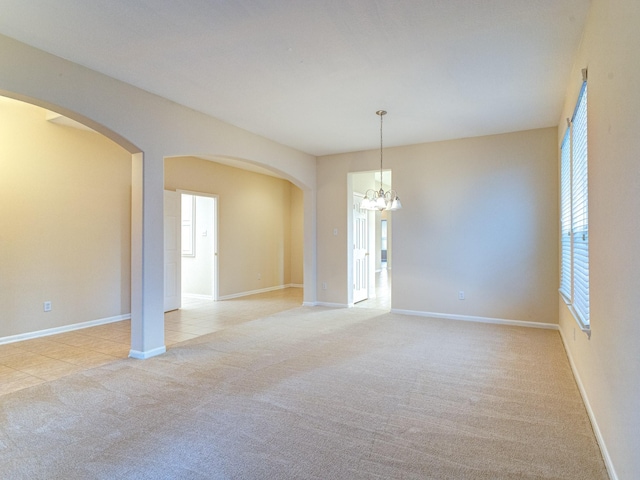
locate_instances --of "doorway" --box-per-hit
[181,192,218,304]
[164,190,218,312]
[350,171,392,309]
[352,193,370,304]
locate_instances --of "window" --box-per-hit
[181,194,196,257]
[560,80,589,330]
[381,219,388,263]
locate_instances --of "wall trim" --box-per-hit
[558,329,618,480]
[129,346,166,360]
[390,309,559,330]
[0,314,131,346]
[218,284,301,301]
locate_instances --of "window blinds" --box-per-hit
[559,82,589,328]
[572,85,589,326]
[560,129,572,300]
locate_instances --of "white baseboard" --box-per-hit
[0,313,131,346]
[218,284,300,300]
[558,329,618,480]
[390,309,559,330]
[129,345,167,360]
[129,346,166,360]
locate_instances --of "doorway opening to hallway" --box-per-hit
[180,192,218,306]
[164,190,218,312]
[350,171,392,310]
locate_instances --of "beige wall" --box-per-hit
[164,156,303,297]
[394,128,558,323]
[0,97,131,338]
[557,1,640,478]
[318,127,559,324]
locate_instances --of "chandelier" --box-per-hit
[361,110,402,211]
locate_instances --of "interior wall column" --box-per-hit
[130,152,166,358]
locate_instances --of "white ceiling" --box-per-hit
[0,0,591,156]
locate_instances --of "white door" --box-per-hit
[353,194,369,303]
[164,190,181,312]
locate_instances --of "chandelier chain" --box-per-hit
[380,111,383,176]
[361,109,401,211]
[377,110,386,189]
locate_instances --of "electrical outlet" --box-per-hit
[257,273,261,280]
[322,282,327,290]
[43,301,52,312]
[458,291,465,300]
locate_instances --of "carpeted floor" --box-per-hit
[0,307,608,479]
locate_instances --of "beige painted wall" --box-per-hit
[164,156,303,297]
[0,97,131,338]
[318,127,558,324]
[557,1,640,478]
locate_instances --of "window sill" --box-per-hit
[559,291,591,339]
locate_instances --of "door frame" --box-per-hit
[178,189,219,302]
[347,172,376,306]
[352,192,370,304]
[348,170,391,308]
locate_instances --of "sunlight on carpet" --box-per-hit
[0,307,608,479]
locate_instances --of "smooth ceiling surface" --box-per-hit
[0,0,590,156]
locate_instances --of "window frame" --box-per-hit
[181,193,196,257]
[560,79,590,335]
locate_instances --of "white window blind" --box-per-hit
[572,85,589,326]
[560,129,572,300]
[559,81,589,328]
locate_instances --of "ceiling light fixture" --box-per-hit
[361,110,402,211]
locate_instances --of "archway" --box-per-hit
[0,95,140,349]
[164,155,305,307]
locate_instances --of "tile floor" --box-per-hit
[0,288,303,396]
[0,272,393,398]
[354,266,391,310]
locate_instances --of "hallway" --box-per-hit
[354,266,391,310]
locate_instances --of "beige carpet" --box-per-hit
[0,307,608,479]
